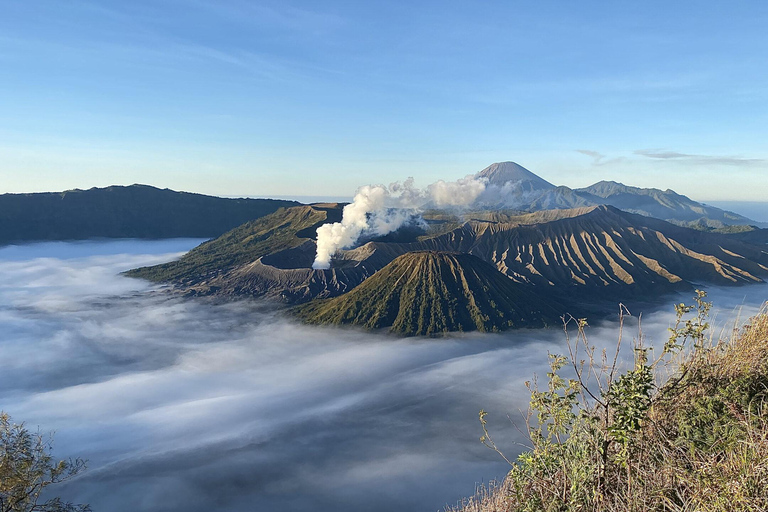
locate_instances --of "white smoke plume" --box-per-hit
[473,179,547,208]
[427,176,487,207]
[312,175,486,269]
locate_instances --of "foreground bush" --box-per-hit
[0,413,89,512]
[453,292,768,512]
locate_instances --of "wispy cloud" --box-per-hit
[635,149,766,167]
[183,0,346,35]
[465,73,706,107]
[0,0,347,84]
[576,149,605,164]
[575,149,627,168]
[576,149,603,160]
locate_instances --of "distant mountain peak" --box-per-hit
[468,162,761,227]
[579,181,686,200]
[476,162,555,190]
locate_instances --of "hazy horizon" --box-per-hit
[2,1,768,200]
[3,179,767,226]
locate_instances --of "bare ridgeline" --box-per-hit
[128,162,768,337]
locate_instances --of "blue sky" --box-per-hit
[1,0,767,200]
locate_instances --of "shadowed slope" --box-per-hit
[0,184,300,244]
[294,251,566,336]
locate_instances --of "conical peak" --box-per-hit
[476,162,556,190]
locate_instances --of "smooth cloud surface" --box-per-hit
[1,240,766,511]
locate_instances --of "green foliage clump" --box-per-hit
[454,291,768,512]
[0,412,90,512]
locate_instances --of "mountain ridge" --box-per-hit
[125,203,343,283]
[137,204,768,312]
[473,162,763,228]
[0,184,300,244]
[2,163,761,246]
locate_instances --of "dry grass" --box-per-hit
[448,481,512,512]
[450,302,768,512]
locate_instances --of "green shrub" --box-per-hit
[454,292,768,512]
[0,413,90,512]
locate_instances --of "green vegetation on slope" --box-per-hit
[453,292,768,512]
[0,184,299,243]
[725,227,768,245]
[294,251,567,336]
[126,204,341,283]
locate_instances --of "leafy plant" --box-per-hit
[0,413,89,512]
[453,291,768,512]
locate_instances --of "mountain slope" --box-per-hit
[294,251,566,336]
[0,185,300,244]
[342,205,768,297]
[575,181,758,227]
[156,205,768,311]
[474,162,556,209]
[472,162,762,227]
[476,161,555,190]
[126,203,342,283]
[726,227,768,245]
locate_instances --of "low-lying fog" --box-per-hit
[1,240,766,512]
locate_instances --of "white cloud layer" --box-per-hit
[0,240,765,511]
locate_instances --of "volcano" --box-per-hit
[293,251,566,336]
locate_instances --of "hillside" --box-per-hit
[726,227,768,245]
[294,251,566,336]
[412,205,768,293]
[125,203,342,283]
[343,205,768,301]
[0,184,299,244]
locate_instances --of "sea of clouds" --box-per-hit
[0,240,766,512]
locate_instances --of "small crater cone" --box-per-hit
[294,251,565,336]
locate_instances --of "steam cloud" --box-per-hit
[313,176,486,269]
